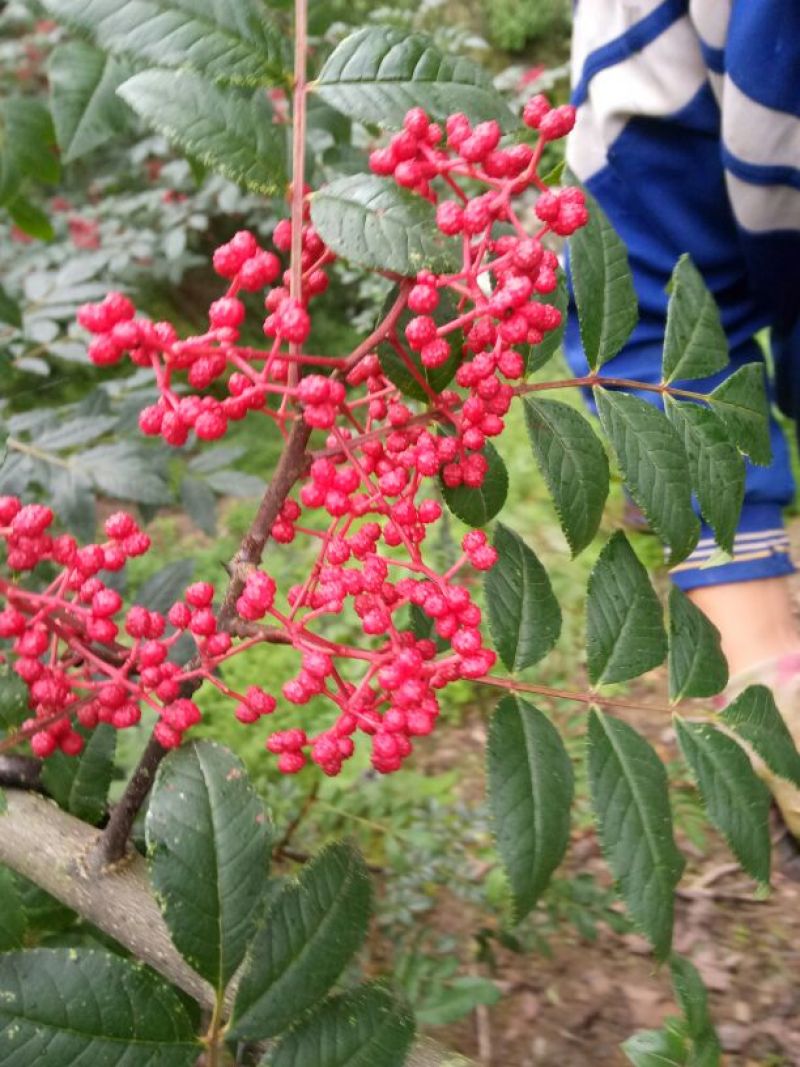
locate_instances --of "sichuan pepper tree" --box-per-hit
[0,0,796,1064]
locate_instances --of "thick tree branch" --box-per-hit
[0,790,475,1066]
[0,755,42,792]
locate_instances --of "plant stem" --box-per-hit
[288,0,309,390]
[204,993,226,1067]
[86,734,165,874]
[0,755,43,792]
[516,375,709,403]
[476,674,676,716]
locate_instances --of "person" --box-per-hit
[565,1,800,837]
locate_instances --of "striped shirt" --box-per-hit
[565,1,800,587]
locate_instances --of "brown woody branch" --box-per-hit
[0,789,476,1067]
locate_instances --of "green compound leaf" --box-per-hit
[0,949,199,1066]
[588,709,684,960]
[118,70,287,195]
[485,523,561,671]
[569,186,638,370]
[675,719,771,885]
[40,724,116,825]
[670,954,722,1067]
[667,587,728,702]
[311,175,460,276]
[525,274,568,374]
[662,255,729,384]
[440,441,508,527]
[664,397,744,556]
[41,0,288,87]
[721,684,800,788]
[314,26,517,131]
[378,287,462,401]
[146,741,271,995]
[594,388,700,564]
[0,868,26,952]
[488,695,573,920]
[586,531,667,686]
[266,983,415,1067]
[48,42,132,162]
[230,842,372,1041]
[708,362,772,466]
[523,396,609,556]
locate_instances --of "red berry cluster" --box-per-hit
[2,96,588,776]
[0,499,280,756]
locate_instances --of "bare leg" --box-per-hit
[688,576,800,676]
[688,576,800,839]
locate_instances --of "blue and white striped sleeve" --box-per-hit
[565,0,799,590]
[704,0,800,326]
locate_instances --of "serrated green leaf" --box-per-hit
[146,741,270,993]
[315,26,517,131]
[230,842,372,1040]
[488,696,573,919]
[670,955,721,1066]
[523,396,609,555]
[623,1026,688,1067]
[79,441,172,504]
[662,255,728,384]
[41,0,288,87]
[413,976,501,1026]
[11,877,76,936]
[594,389,700,564]
[48,468,97,543]
[0,97,60,205]
[667,588,728,701]
[586,532,666,685]
[378,287,462,401]
[0,286,22,329]
[675,719,770,884]
[0,868,25,951]
[485,524,561,671]
[181,477,217,536]
[0,672,29,731]
[664,397,744,555]
[40,725,116,825]
[8,197,54,242]
[525,275,567,373]
[118,71,287,195]
[440,441,508,527]
[708,363,771,465]
[204,469,265,497]
[48,43,132,162]
[720,684,800,788]
[569,186,638,370]
[310,175,459,276]
[134,559,195,615]
[266,983,415,1067]
[588,709,684,958]
[0,949,199,1065]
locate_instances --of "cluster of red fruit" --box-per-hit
[0,97,588,775]
[0,500,279,756]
